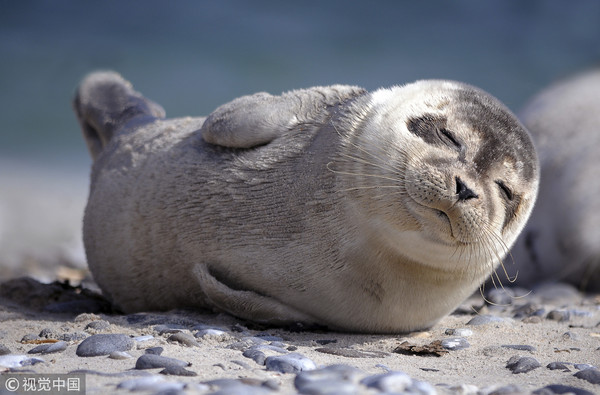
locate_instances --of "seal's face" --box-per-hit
[340,81,539,274]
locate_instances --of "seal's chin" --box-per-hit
[405,200,458,245]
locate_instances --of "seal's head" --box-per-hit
[337,80,539,279]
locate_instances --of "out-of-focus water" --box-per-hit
[1,0,599,278]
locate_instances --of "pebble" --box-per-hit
[315,347,388,358]
[76,334,135,357]
[135,353,190,370]
[59,332,88,342]
[534,384,595,395]
[117,376,185,392]
[109,351,133,360]
[0,354,44,368]
[506,355,541,374]
[360,371,413,393]
[483,384,524,394]
[159,365,197,376]
[195,328,227,337]
[546,310,570,322]
[85,320,110,331]
[205,378,273,395]
[243,344,288,365]
[574,363,595,370]
[167,332,199,347]
[264,352,316,373]
[254,333,284,342]
[28,340,68,354]
[467,315,506,325]
[444,328,473,337]
[133,335,154,342]
[154,324,186,335]
[574,368,600,384]
[547,362,571,371]
[441,337,470,350]
[0,344,11,355]
[501,344,536,352]
[294,364,363,394]
[145,347,164,355]
[21,334,39,342]
[39,328,59,339]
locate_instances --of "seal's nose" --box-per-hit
[455,177,478,201]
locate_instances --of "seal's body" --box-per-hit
[75,72,538,333]
[507,69,600,292]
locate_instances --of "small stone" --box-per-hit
[195,328,227,337]
[21,334,39,342]
[444,328,473,337]
[315,339,338,345]
[59,332,88,342]
[160,365,197,376]
[441,337,470,350]
[547,310,570,322]
[562,331,579,340]
[154,324,186,335]
[315,347,388,358]
[109,351,133,360]
[167,332,199,347]
[574,368,600,384]
[522,316,542,324]
[254,333,283,342]
[0,354,44,368]
[0,344,11,355]
[243,344,288,365]
[145,347,164,355]
[74,313,102,322]
[265,353,316,373]
[295,364,363,394]
[117,376,185,392]
[546,362,571,371]
[534,384,595,395]
[28,341,68,354]
[39,328,59,339]
[76,334,135,357]
[361,371,412,392]
[85,320,110,331]
[487,384,525,394]
[133,335,154,342]
[135,354,190,370]
[467,315,505,325]
[502,344,536,352]
[506,355,541,374]
[513,303,545,319]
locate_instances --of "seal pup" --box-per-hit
[506,69,600,292]
[74,71,538,333]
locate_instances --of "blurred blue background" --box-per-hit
[1,0,599,279]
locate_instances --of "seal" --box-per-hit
[506,69,600,292]
[74,71,539,333]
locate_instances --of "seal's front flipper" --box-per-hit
[201,85,365,148]
[192,264,317,327]
[73,71,165,160]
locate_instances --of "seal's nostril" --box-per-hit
[455,177,478,201]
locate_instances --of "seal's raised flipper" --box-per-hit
[201,85,365,148]
[73,71,165,160]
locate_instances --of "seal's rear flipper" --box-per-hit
[73,71,165,160]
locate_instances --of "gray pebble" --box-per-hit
[133,335,154,342]
[135,353,190,370]
[502,344,537,352]
[167,332,199,347]
[485,384,525,394]
[533,384,595,395]
[265,352,316,373]
[59,332,88,342]
[547,310,570,322]
[0,355,44,368]
[546,362,571,371]
[85,320,110,331]
[574,363,595,370]
[513,303,545,319]
[295,364,363,394]
[28,341,68,354]
[205,378,274,395]
[21,334,39,342]
[574,368,600,384]
[243,348,267,365]
[76,334,135,357]
[117,375,185,392]
[159,365,197,376]
[154,324,186,335]
[228,337,267,351]
[361,371,412,392]
[39,328,59,339]
[254,333,283,342]
[145,346,164,355]
[109,351,133,360]
[441,337,470,350]
[467,315,505,325]
[506,355,541,374]
[195,328,227,337]
[444,328,473,337]
[0,344,11,355]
